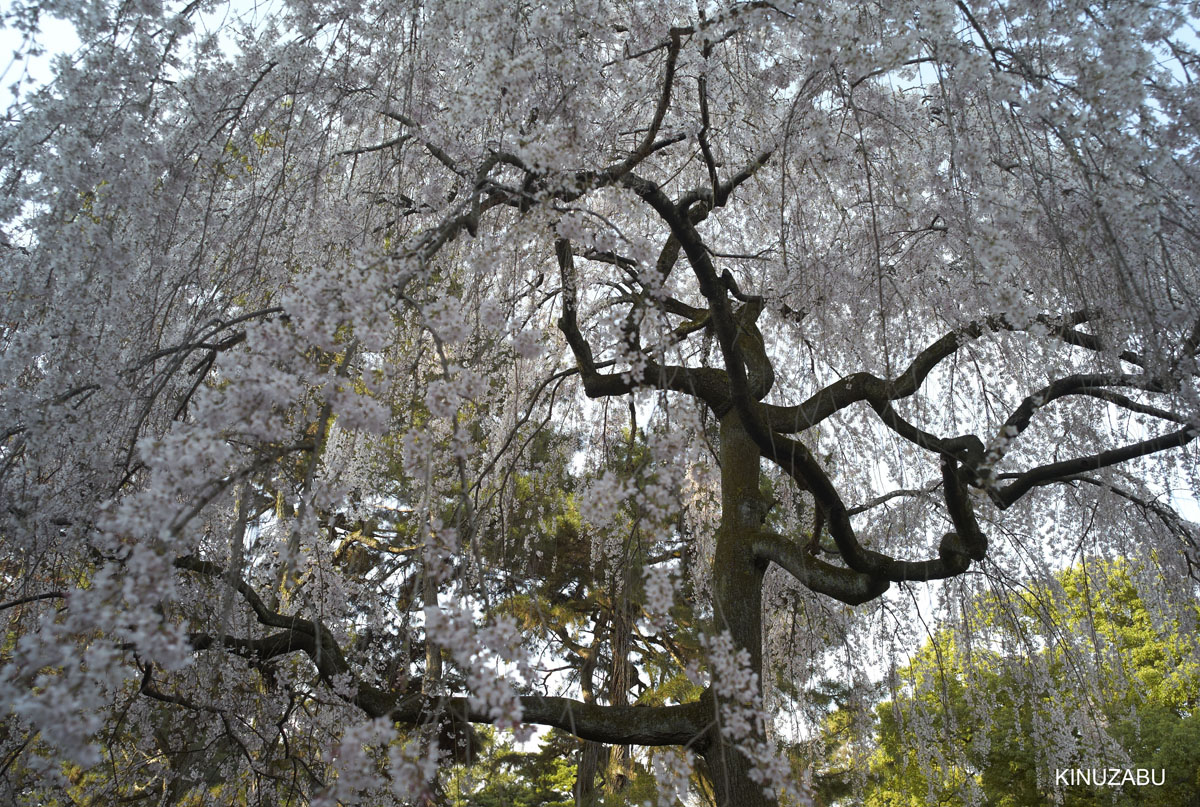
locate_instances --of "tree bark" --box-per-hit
[606,594,634,794]
[576,742,603,807]
[575,612,607,806]
[700,414,775,807]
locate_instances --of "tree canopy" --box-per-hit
[2,1,1199,805]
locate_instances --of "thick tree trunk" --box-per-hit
[701,414,775,807]
[702,743,776,807]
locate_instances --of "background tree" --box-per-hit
[854,562,1200,806]
[1,1,1199,806]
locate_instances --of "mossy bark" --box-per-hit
[700,413,776,807]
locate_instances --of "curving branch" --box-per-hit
[560,158,1194,600]
[612,169,1001,588]
[618,169,764,423]
[604,30,683,182]
[871,401,986,471]
[174,555,352,681]
[999,373,1166,439]
[847,481,943,515]
[750,530,889,605]
[555,237,734,409]
[940,457,987,563]
[762,310,1144,435]
[763,322,990,433]
[757,431,986,583]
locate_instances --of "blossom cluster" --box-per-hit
[703,631,812,805]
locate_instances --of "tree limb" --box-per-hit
[750,530,889,605]
[991,426,1200,508]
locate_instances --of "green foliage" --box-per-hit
[443,728,576,807]
[853,563,1200,806]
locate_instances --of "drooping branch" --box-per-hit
[1074,389,1191,424]
[173,555,352,681]
[397,113,689,270]
[1068,475,1200,561]
[0,591,66,612]
[174,554,711,746]
[381,109,465,177]
[1016,309,1148,371]
[134,306,284,372]
[188,629,321,663]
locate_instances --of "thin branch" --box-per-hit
[0,591,65,612]
[382,110,464,175]
[847,481,942,515]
